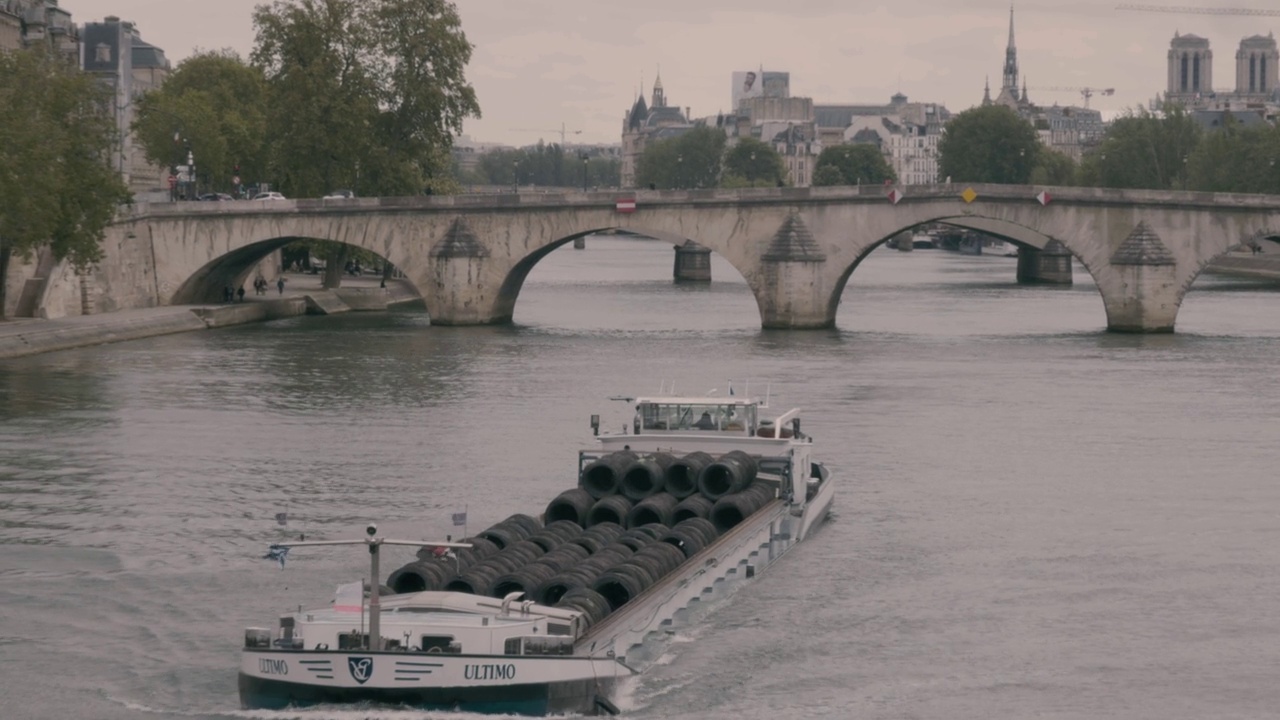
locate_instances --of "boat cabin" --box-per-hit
[632,397,760,436]
[247,591,587,656]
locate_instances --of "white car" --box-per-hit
[253,191,288,201]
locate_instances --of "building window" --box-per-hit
[95,43,110,63]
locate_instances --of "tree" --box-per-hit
[0,48,130,318]
[252,0,479,198]
[1186,118,1280,194]
[937,105,1040,184]
[1082,105,1202,190]
[811,144,895,186]
[722,137,787,187]
[635,126,725,189]
[1030,149,1077,186]
[133,51,267,196]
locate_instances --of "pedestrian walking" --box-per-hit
[237,285,246,303]
[277,277,286,295]
[223,285,233,303]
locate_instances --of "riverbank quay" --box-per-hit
[0,275,421,360]
[1204,251,1280,282]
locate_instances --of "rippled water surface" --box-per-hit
[3,238,1280,720]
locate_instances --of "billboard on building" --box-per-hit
[732,70,790,110]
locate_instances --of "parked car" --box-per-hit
[198,192,233,201]
[253,191,288,201]
[323,189,356,199]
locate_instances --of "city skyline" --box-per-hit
[63,0,1277,146]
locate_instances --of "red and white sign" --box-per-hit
[615,198,637,213]
[887,188,904,205]
[1036,191,1052,206]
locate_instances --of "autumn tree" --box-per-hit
[938,105,1040,184]
[0,48,129,318]
[811,144,895,186]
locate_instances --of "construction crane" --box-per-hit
[1117,3,1280,16]
[1028,86,1116,108]
[509,122,583,145]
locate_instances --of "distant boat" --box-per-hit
[911,233,937,249]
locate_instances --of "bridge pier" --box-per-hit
[1016,239,1073,285]
[672,241,711,282]
[1101,221,1180,333]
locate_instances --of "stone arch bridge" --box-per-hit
[112,184,1280,333]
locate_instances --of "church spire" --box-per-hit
[651,67,665,108]
[1003,3,1019,99]
[983,76,992,105]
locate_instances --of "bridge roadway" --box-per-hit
[108,183,1280,333]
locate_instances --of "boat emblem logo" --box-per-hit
[347,656,374,684]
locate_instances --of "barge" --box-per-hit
[239,391,835,715]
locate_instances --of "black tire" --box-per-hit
[666,451,713,498]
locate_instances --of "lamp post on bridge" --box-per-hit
[581,153,589,192]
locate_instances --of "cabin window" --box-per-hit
[419,635,455,653]
[547,622,572,636]
[639,403,754,432]
[504,637,522,655]
[522,636,574,656]
[338,632,368,650]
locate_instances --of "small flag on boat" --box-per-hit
[263,544,290,569]
[728,383,735,396]
[333,581,364,612]
[452,511,467,527]
[275,511,288,526]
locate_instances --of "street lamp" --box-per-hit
[581,153,589,192]
[676,155,683,189]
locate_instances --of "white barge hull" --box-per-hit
[238,652,629,715]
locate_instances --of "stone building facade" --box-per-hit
[81,15,171,197]
[620,73,693,188]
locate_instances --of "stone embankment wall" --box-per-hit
[3,223,280,320]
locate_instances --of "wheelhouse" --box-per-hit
[633,398,759,436]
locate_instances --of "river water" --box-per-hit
[3,237,1280,720]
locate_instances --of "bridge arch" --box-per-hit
[827,213,1105,327]
[171,234,420,306]
[491,225,764,325]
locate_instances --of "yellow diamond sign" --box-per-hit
[960,187,978,204]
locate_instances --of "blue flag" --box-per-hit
[275,511,288,526]
[263,544,290,569]
[452,511,467,527]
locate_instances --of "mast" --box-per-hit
[265,530,472,651]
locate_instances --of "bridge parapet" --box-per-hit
[102,184,1280,333]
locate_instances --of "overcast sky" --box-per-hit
[64,0,1275,146]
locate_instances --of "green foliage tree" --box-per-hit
[1186,117,1280,194]
[1080,105,1201,190]
[722,137,788,187]
[462,144,617,188]
[636,126,726,189]
[937,105,1040,184]
[251,0,479,199]
[133,50,267,197]
[1029,148,1077,186]
[0,48,129,318]
[811,165,845,186]
[811,144,895,186]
